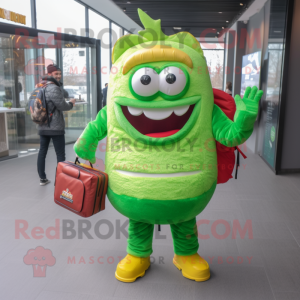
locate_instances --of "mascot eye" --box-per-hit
[131,67,159,97]
[140,75,151,85]
[159,66,187,96]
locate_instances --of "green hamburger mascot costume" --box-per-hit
[74,9,263,282]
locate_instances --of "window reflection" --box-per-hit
[0,32,96,157]
[257,0,288,169]
[266,43,283,101]
[89,10,110,89]
[111,23,123,46]
[203,48,224,90]
[36,0,86,36]
[0,0,32,27]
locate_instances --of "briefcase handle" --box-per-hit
[75,156,94,168]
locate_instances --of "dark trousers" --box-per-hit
[37,134,65,179]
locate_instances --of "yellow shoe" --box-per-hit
[173,253,210,282]
[115,254,150,283]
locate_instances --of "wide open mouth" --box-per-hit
[114,96,201,145]
[121,104,195,138]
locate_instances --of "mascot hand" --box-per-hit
[75,153,96,164]
[234,86,263,119]
[88,156,96,164]
[74,138,97,164]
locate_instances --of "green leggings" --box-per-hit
[127,218,199,258]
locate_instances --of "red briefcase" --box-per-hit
[54,158,108,217]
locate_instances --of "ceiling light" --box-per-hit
[222,27,225,29]
[217,32,219,34]
[240,3,243,5]
[127,1,131,3]
[173,27,182,30]
[226,20,229,22]
[219,12,222,13]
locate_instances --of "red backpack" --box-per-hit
[213,88,247,184]
[157,89,245,232]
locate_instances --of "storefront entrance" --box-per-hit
[0,24,100,160]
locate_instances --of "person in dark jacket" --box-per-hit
[102,83,108,107]
[37,64,76,185]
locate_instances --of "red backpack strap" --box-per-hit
[234,146,247,179]
[213,88,242,184]
[236,146,247,159]
[213,88,236,121]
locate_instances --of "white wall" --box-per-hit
[81,0,142,34]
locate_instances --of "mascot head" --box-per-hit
[108,9,214,146]
[106,9,217,214]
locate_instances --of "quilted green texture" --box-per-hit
[108,181,216,224]
[73,10,263,225]
[106,42,217,202]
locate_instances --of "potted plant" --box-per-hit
[4,101,12,109]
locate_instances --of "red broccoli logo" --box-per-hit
[23,246,56,277]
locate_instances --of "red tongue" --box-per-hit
[145,129,180,138]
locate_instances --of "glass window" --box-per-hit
[259,42,285,168]
[62,47,88,98]
[36,0,86,36]
[0,110,19,159]
[0,33,30,158]
[257,0,289,170]
[111,23,123,45]
[0,31,96,158]
[44,49,57,68]
[62,44,97,143]
[203,48,224,90]
[201,42,225,50]
[0,0,32,27]
[0,35,16,108]
[89,10,110,90]
[110,23,123,88]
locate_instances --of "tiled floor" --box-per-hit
[0,144,300,300]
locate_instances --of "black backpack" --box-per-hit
[28,80,56,126]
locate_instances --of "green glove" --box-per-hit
[74,106,108,164]
[233,86,263,128]
[212,86,263,147]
